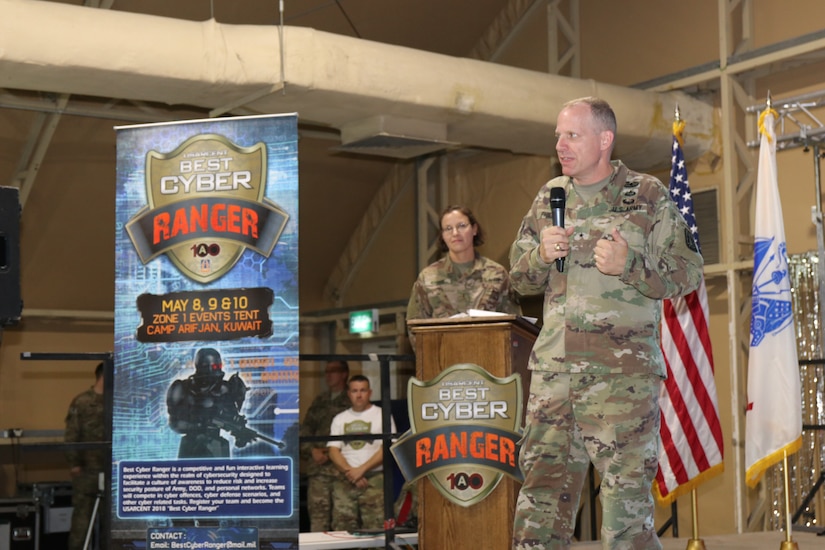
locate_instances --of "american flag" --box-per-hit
[654,119,725,505]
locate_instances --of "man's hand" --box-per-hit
[594,228,628,275]
[539,226,575,264]
[345,463,369,485]
[346,468,369,489]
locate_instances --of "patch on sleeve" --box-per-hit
[685,228,698,252]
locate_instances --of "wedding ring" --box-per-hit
[555,243,561,251]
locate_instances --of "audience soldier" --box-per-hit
[65,362,106,550]
[327,375,397,532]
[299,360,351,532]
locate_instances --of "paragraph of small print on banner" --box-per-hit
[113,114,300,550]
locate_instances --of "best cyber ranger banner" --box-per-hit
[114,114,299,550]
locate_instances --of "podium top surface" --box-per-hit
[407,314,539,335]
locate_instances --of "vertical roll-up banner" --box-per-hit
[113,114,299,549]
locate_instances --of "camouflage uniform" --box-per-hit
[65,387,106,550]
[509,161,703,549]
[331,473,385,532]
[406,253,520,320]
[328,405,396,531]
[299,389,350,532]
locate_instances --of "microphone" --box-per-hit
[550,187,566,272]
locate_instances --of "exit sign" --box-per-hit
[349,309,378,334]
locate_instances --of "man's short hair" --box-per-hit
[95,362,104,380]
[347,374,370,388]
[563,96,617,135]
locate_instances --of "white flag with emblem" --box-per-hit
[745,107,802,487]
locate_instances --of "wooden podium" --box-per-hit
[407,315,538,550]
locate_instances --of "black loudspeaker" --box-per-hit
[0,186,22,325]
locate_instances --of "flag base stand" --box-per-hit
[780,451,799,550]
[684,490,706,550]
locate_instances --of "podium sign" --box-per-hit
[392,363,523,506]
[407,315,537,550]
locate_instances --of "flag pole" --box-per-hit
[675,100,706,550]
[780,449,798,550]
[685,489,705,550]
[767,89,798,550]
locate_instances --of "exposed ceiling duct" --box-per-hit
[335,116,458,159]
[0,0,714,168]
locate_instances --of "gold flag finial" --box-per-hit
[672,103,685,147]
[758,91,778,142]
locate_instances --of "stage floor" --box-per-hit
[573,530,823,549]
[298,529,823,549]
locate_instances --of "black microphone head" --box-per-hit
[550,187,565,207]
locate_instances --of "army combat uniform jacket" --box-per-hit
[509,161,704,377]
[299,390,351,477]
[65,386,106,550]
[407,253,520,320]
[65,387,106,473]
